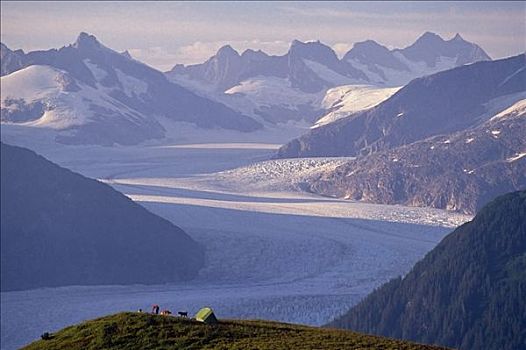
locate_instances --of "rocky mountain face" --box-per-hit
[0,33,261,146]
[398,32,490,67]
[168,33,491,125]
[0,143,204,291]
[169,40,367,94]
[167,40,366,125]
[307,100,526,214]
[277,54,526,159]
[344,32,491,86]
[0,43,26,76]
[327,190,526,350]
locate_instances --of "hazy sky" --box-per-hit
[1,1,525,71]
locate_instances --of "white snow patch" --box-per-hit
[225,76,320,108]
[214,157,353,192]
[166,72,218,96]
[465,137,475,144]
[314,85,400,127]
[489,98,526,121]
[507,152,526,162]
[1,65,93,129]
[393,53,457,78]
[1,65,62,101]
[352,53,459,86]
[303,59,363,86]
[83,59,108,82]
[1,65,152,130]
[115,68,149,97]
[346,59,385,84]
[155,117,310,146]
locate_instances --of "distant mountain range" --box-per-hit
[0,143,204,291]
[0,32,492,145]
[328,190,526,350]
[277,54,525,214]
[0,33,262,146]
[307,100,526,214]
[344,32,490,86]
[169,32,491,125]
[277,54,525,158]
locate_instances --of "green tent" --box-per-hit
[195,307,218,324]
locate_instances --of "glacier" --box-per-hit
[0,125,470,349]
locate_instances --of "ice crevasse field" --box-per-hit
[0,124,471,350]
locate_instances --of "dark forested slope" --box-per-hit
[328,190,526,350]
[1,143,204,291]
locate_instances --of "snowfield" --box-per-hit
[224,76,321,109]
[314,85,401,127]
[1,125,470,349]
[0,65,157,132]
[0,65,94,129]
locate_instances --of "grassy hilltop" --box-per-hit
[23,312,449,350]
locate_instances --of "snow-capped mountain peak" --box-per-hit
[1,34,262,145]
[277,54,525,159]
[398,32,491,67]
[342,32,491,86]
[167,33,493,127]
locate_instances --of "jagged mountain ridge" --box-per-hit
[0,42,26,76]
[169,39,368,94]
[0,33,262,146]
[168,32,491,125]
[344,32,490,85]
[277,54,526,159]
[170,32,490,93]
